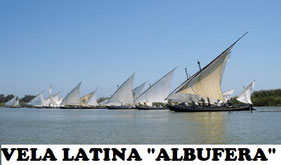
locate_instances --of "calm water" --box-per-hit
[0,107,281,144]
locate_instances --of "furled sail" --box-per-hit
[106,74,135,106]
[86,88,98,106]
[133,82,146,100]
[223,89,235,101]
[134,68,176,105]
[237,80,255,104]
[168,32,248,101]
[61,82,82,106]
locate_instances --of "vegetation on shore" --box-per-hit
[251,89,281,106]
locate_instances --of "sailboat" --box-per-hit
[236,80,255,109]
[167,32,255,112]
[83,87,100,109]
[27,91,45,108]
[5,96,20,108]
[60,82,83,109]
[106,74,135,109]
[80,91,95,106]
[134,67,176,110]
[42,86,62,108]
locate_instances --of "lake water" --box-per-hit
[0,107,281,144]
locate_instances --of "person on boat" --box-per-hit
[207,97,211,107]
[201,98,205,107]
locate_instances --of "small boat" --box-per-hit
[134,67,176,110]
[106,74,135,109]
[5,96,20,108]
[135,105,167,110]
[167,32,255,112]
[60,82,82,109]
[82,87,103,109]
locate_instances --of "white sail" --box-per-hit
[134,68,176,105]
[13,97,20,107]
[27,92,45,106]
[107,74,135,106]
[237,80,255,104]
[168,33,248,101]
[80,92,94,106]
[177,50,230,101]
[61,82,82,106]
[40,94,49,106]
[223,89,235,101]
[168,93,201,103]
[5,96,16,107]
[133,82,146,100]
[5,96,20,107]
[86,88,98,106]
[50,91,62,106]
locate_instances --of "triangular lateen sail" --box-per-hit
[134,67,176,105]
[237,80,255,104]
[167,32,248,101]
[106,74,135,106]
[61,82,82,106]
[27,91,45,107]
[133,82,146,100]
[86,87,98,106]
[5,96,19,107]
[5,96,16,107]
[80,91,94,106]
[223,89,235,101]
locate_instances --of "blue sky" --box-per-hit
[0,0,281,98]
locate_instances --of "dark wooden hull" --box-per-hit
[106,105,136,110]
[8,106,21,108]
[136,105,167,110]
[60,106,84,109]
[82,106,105,109]
[168,105,255,112]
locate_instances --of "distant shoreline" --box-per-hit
[1,89,281,107]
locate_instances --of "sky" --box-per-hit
[0,0,281,98]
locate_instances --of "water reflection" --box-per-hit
[175,112,226,144]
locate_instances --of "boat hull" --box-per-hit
[106,105,136,110]
[136,105,167,110]
[82,106,105,109]
[168,105,255,112]
[60,105,84,109]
